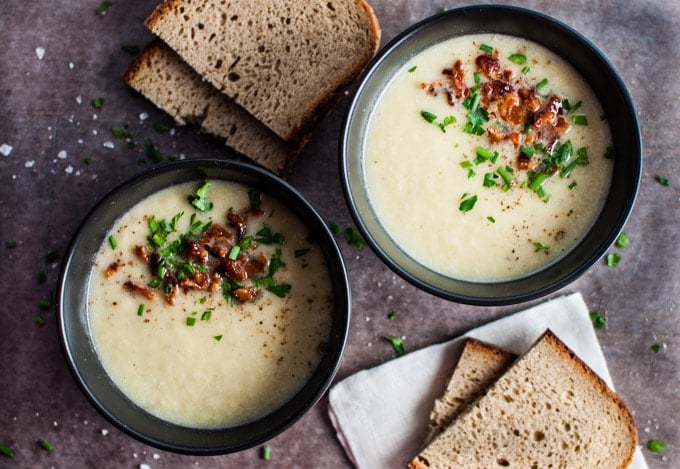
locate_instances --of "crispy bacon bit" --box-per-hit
[443,60,469,102]
[123,281,157,301]
[533,94,563,129]
[518,87,541,112]
[179,271,210,291]
[165,280,178,305]
[227,212,247,241]
[208,272,222,293]
[476,54,501,78]
[134,245,149,263]
[245,253,268,277]
[184,240,209,265]
[420,80,442,96]
[224,259,248,283]
[517,153,533,170]
[487,126,508,143]
[104,261,120,279]
[554,116,571,136]
[232,287,259,303]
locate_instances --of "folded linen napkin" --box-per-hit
[328,292,648,469]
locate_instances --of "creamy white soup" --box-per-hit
[364,33,613,282]
[88,180,333,428]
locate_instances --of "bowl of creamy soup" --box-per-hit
[341,5,641,305]
[58,159,350,454]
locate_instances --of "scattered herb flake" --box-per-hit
[606,252,621,267]
[254,226,285,245]
[201,309,212,321]
[186,317,196,326]
[508,52,527,64]
[590,311,607,329]
[420,110,437,124]
[344,227,365,249]
[487,216,496,223]
[38,439,54,452]
[188,180,213,212]
[571,114,588,126]
[0,444,15,458]
[603,146,615,159]
[385,335,405,356]
[38,297,53,311]
[35,315,46,326]
[153,122,171,132]
[145,142,163,163]
[261,444,271,460]
[646,439,666,453]
[5,240,16,249]
[214,335,223,341]
[521,65,531,74]
[479,43,494,53]
[459,194,478,213]
[137,304,145,316]
[46,249,60,263]
[91,97,104,109]
[568,181,577,189]
[656,175,669,186]
[294,248,310,257]
[329,222,340,236]
[95,0,112,16]
[536,78,549,91]
[108,235,118,250]
[407,65,417,73]
[37,271,47,284]
[387,311,398,320]
[533,241,550,253]
[651,343,662,353]
[615,231,629,248]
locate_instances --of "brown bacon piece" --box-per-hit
[533,94,562,129]
[487,126,508,143]
[134,245,149,263]
[104,261,120,279]
[123,281,157,301]
[227,212,247,241]
[179,271,210,291]
[554,116,571,136]
[184,240,209,265]
[245,253,268,277]
[420,80,442,96]
[517,153,533,170]
[518,88,541,112]
[232,286,260,303]
[164,277,178,305]
[208,272,222,293]
[224,259,248,283]
[442,60,469,102]
[476,54,501,78]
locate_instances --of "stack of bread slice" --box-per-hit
[124,0,381,175]
[409,331,638,469]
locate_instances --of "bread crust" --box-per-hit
[144,0,381,142]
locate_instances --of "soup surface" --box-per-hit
[88,180,333,428]
[364,33,613,282]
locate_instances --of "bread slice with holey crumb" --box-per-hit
[409,330,637,469]
[123,40,300,175]
[425,338,516,445]
[144,0,381,142]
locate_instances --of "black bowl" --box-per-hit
[57,159,350,454]
[340,5,641,306]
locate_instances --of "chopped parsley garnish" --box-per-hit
[46,249,60,263]
[201,309,213,321]
[656,175,669,186]
[385,335,405,356]
[521,65,531,74]
[646,439,666,453]
[438,115,457,132]
[420,110,437,123]
[38,297,53,311]
[562,99,582,113]
[38,439,54,452]
[533,241,549,253]
[5,240,16,249]
[214,335,223,341]
[508,53,527,64]
[606,252,621,267]
[294,248,310,258]
[479,43,494,53]
[91,97,104,109]
[261,444,272,460]
[483,172,498,187]
[571,114,588,126]
[145,142,163,163]
[0,444,15,458]
[560,147,589,179]
[108,235,118,250]
[603,146,615,159]
[253,248,291,298]
[153,122,171,133]
[95,0,112,16]
[35,315,46,326]
[487,216,496,223]
[387,311,398,320]
[463,93,488,135]
[536,78,549,92]
[568,181,577,189]
[137,304,145,316]
[651,343,662,353]
[615,231,629,248]
[344,227,365,249]
[590,311,607,329]
[329,222,340,236]
[458,194,478,213]
[186,317,196,326]
[248,189,262,209]
[254,226,285,245]
[407,65,417,73]
[111,126,132,138]
[189,180,213,212]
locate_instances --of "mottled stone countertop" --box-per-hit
[1,0,677,467]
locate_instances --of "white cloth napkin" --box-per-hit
[328,292,647,469]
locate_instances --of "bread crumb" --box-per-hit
[35,46,45,60]
[0,143,13,156]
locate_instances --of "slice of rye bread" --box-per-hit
[409,330,638,469]
[425,339,516,445]
[123,41,300,175]
[144,0,381,142]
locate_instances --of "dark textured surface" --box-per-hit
[0,0,677,467]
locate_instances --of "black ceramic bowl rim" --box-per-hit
[57,159,350,455]
[340,4,642,306]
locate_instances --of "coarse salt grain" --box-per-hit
[69,62,74,70]
[35,47,45,60]
[101,429,109,436]
[58,150,67,159]
[25,160,35,168]
[153,454,160,460]
[76,96,82,105]
[0,143,13,156]
[140,464,151,469]
[103,141,115,149]
[65,165,74,174]
[139,112,149,121]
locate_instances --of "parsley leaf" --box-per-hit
[385,335,405,356]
